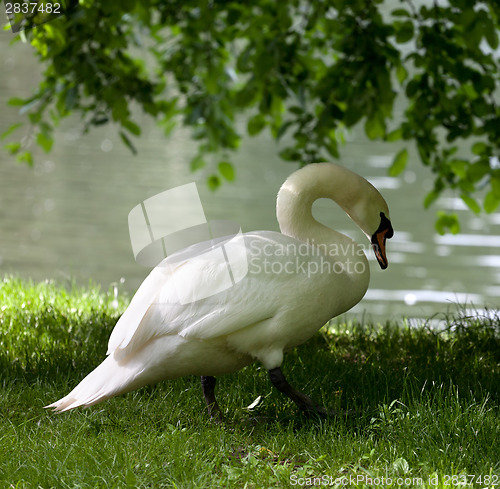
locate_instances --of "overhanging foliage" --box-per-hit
[3,0,500,233]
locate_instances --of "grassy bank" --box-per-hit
[0,277,499,488]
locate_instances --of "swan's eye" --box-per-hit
[378,212,393,239]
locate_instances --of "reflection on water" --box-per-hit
[366,289,483,305]
[1,35,500,322]
[435,234,500,247]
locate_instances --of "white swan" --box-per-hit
[46,163,393,417]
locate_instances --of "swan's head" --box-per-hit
[277,163,394,269]
[346,178,393,269]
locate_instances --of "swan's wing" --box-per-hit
[107,233,282,355]
[106,264,170,354]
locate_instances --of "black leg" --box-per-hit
[201,376,223,421]
[268,367,327,417]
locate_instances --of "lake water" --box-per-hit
[1,31,499,323]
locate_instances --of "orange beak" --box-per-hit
[371,228,390,269]
[371,212,393,270]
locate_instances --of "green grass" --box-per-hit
[0,276,499,488]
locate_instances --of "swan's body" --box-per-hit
[47,163,392,415]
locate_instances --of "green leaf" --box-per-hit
[207,174,220,191]
[190,155,205,172]
[394,20,414,43]
[396,64,408,84]
[342,108,360,127]
[389,149,408,176]
[405,79,419,98]
[4,142,21,155]
[467,160,490,182]
[484,18,499,49]
[218,161,235,181]
[459,8,475,30]
[365,115,385,140]
[449,159,468,179]
[7,97,26,107]
[122,119,141,136]
[29,112,42,124]
[462,83,478,100]
[289,106,304,116]
[247,114,266,136]
[471,142,488,155]
[386,128,402,142]
[460,194,480,214]
[36,132,53,153]
[119,131,137,155]
[16,151,33,166]
[490,174,500,198]
[279,147,300,162]
[471,98,491,117]
[484,190,500,213]
[392,8,411,17]
[92,116,110,126]
[424,190,439,209]
[234,85,258,107]
[435,212,460,235]
[112,98,129,122]
[1,122,23,140]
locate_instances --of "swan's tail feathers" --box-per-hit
[44,354,138,412]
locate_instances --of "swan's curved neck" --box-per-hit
[276,163,375,252]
